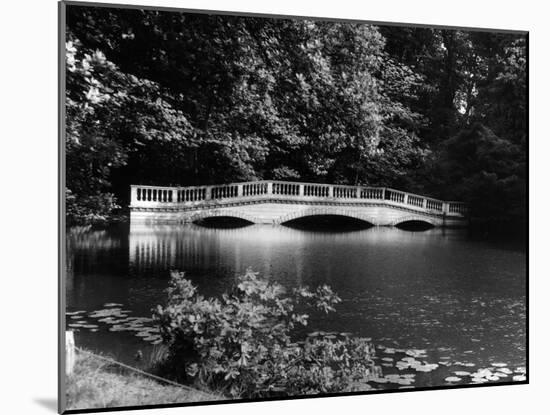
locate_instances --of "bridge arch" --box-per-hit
[275,207,379,226]
[188,209,261,224]
[390,215,440,227]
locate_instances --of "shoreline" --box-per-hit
[65,348,221,411]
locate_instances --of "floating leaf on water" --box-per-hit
[414,363,438,373]
[512,375,526,382]
[384,348,396,354]
[136,331,152,337]
[90,328,98,332]
[109,326,126,332]
[104,303,123,307]
[70,315,83,320]
[473,368,493,378]
[82,324,99,329]
[405,349,427,358]
[445,377,462,382]
[438,361,451,366]
[454,361,475,367]
[498,368,513,374]
[454,371,471,376]
[381,363,393,368]
[382,357,393,362]
[397,379,414,386]
[491,363,508,368]
[66,311,86,316]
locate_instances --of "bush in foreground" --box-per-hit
[153,270,376,398]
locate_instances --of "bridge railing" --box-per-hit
[130,181,467,217]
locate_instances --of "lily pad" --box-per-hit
[491,363,508,368]
[454,371,470,376]
[512,375,526,382]
[445,376,461,382]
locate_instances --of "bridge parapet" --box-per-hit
[130,180,467,219]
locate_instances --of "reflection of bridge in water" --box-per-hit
[130,180,468,227]
[128,225,304,275]
[128,224,454,288]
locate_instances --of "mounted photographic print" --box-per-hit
[59,1,528,413]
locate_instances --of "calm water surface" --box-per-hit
[66,223,526,389]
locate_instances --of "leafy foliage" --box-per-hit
[65,5,527,230]
[153,270,376,398]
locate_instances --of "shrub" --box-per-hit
[153,269,376,398]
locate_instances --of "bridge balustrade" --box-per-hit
[243,182,268,196]
[272,182,300,196]
[426,199,443,211]
[304,184,330,197]
[177,187,207,202]
[211,184,238,199]
[130,181,467,218]
[359,188,384,199]
[135,186,175,203]
[448,202,468,215]
[333,186,357,198]
[386,189,406,204]
[407,194,424,208]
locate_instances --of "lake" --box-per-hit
[66,222,526,389]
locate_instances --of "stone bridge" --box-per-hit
[129,180,468,227]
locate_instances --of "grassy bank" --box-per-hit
[66,350,221,411]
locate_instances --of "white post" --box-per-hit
[299,184,304,196]
[267,182,273,195]
[66,331,75,376]
[130,186,138,206]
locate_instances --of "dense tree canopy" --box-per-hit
[65,5,527,232]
